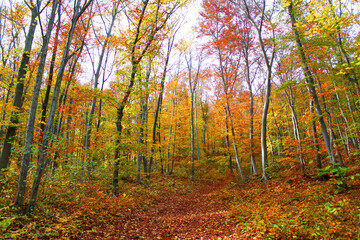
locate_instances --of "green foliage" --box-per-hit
[0,216,16,234]
[318,163,360,190]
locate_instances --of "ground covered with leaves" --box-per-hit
[1,166,360,239]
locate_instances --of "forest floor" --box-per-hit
[81,180,243,239]
[1,165,360,239]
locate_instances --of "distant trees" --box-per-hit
[0,0,359,214]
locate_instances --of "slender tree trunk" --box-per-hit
[1,73,14,122]
[185,50,201,181]
[260,69,272,181]
[136,104,145,184]
[190,89,195,181]
[148,33,176,178]
[272,109,282,157]
[288,2,336,164]
[27,0,94,212]
[0,2,40,169]
[170,96,178,175]
[84,7,117,180]
[284,87,306,174]
[166,90,176,173]
[333,84,352,156]
[40,4,61,136]
[201,104,208,158]
[243,43,258,175]
[310,100,322,169]
[194,92,201,167]
[225,109,233,174]
[65,99,73,165]
[143,91,149,176]
[113,67,136,194]
[51,59,78,176]
[14,0,58,208]
[225,102,245,181]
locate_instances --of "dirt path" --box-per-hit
[85,180,240,239]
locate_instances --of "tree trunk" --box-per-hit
[225,109,233,174]
[136,108,144,184]
[284,86,306,175]
[166,87,177,173]
[148,33,175,177]
[170,95,178,175]
[27,0,94,213]
[51,59,78,176]
[113,67,136,194]
[225,103,245,181]
[288,2,336,164]
[185,50,201,181]
[0,2,40,169]
[190,89,195,181]
[194,92,201,168]
[14,0,58,208]
[243,41,258,175]
[84,6,117,180]
[309,100,322,169]
[40,4,61,137]
[260,70,272,181]
[1,72,14,122]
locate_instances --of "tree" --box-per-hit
[14,0,58,209]
[286,0,336,165]
[230,0,276,180]
[0,0,42,169]
[27,0,94,213]
[112,0,183,194]
[184,47,202,181]
[84,0,120,180]
[148,24,180,178]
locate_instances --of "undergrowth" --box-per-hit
[0,159,359,239]
[212,163,360,239]
[0,167,191,239]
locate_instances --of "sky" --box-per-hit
[179,0,202,39]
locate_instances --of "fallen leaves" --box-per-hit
[1,170,360,239]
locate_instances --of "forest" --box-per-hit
[0,0,360,239]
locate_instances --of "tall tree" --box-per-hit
[230,0,276,180]
[112,0,183,194]
[148,25,180,178]
[286,0,336,164]
[0,0,42,169]
[185,48,202,181]
[27,0,94,213]
[84,1,120,180]
[14,0,58,209]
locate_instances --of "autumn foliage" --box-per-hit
[0,0,360,239]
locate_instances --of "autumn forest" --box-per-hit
[1,0,360,239]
